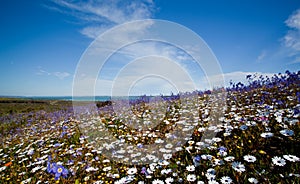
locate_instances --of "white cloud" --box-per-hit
[80,26,109,39]
[60,4,224,96]
[282,9,300,56]
[49,0,155,38]
[98,56,197,96]
[256,50,266,62]
[91,40,209,95]
[36,68,50,75]
[285,9,300,30]
[36,68,71,80]
[53,72,71,79]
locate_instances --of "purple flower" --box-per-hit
[141,167,149,176]
[294,107,299,115]
[194,155,201,162]
[218,146,227,152]
[47,156,69,180]
[62,125,68,131]
[193,155,201,167]
[60,132,66,138]
[54,165,69,180]
[76,150,82,156]
[47,161,56,174]
[137,143,143,148]
[67,160,74,165]
[296,92,300,103]
[47,162,69,180]
[27,149,34,156]
[239,125,248,131]
[54,143,61,147]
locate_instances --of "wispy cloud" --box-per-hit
[53,72,71,79]
[48,0,155,38]
[49,1,225,96]
[282,8,300,59]
[256,50,267,62]
[36,68,51,76]
[37,67,71,80]
[74,55,197,96]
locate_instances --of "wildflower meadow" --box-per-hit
[0,71,299,184]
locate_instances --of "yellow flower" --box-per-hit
[259,150,266,154]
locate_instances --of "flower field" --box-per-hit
[0,71,299,184]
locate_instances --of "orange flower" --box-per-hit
[4,161,12,167]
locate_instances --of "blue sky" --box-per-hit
[1,0,300,96]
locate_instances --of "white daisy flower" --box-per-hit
[187,174,197,182]
[280,129,294,136]
[102,166,111,172]
[18,172,26,176]
[212,137,222,142]
[165,144,173,149]
[146,154,156,160]
[207,168,216,175]
[272,156,286,166]
[152,179,164,184]
[21,178,31,184]
[212,159,224,166]
[158,160,170,166]
[231,161,246,172]
[30,166,42,173]
[248,177,258,183]
[175,147,183,151]
[186,165,195,172]
[163,154,172,160]
[283,154,300,162]
[243,155,257,162]
[161,168,172,175]
[165,177,174,183]
[220,176,233,184]
[205,173,216,180]
[260,132,274,138]
[198,127,206,132]
[155,139,164,144]
[224,156,235,162]
[102,159,110,163]
[201,154,213,160]
[86,166,99,172]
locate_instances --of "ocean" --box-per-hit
[2,96,152,102]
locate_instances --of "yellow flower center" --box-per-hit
[57,168,63,173]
